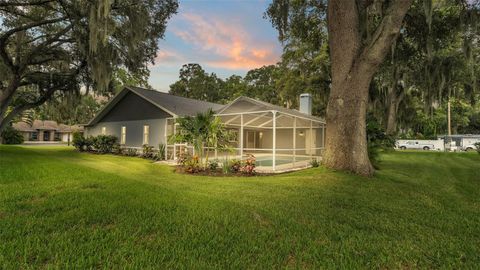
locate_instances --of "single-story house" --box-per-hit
[13,120,84,143]
[85,86,326,171]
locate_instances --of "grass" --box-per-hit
[0,146,479,269]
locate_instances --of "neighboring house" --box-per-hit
[85,86,326,171]
[13,120,84,143]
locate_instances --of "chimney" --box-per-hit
[299,93,312,115]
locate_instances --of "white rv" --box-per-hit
[441,135,480,152]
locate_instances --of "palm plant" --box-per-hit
[169,109,233,167]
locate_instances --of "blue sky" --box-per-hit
[148,0,282,92]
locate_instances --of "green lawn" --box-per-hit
[0,146,479,269]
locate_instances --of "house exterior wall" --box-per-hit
[85,119,167,149]
[21,132,30,141]
[61,133,71,143]
[260,129,307,149]
[85,90,172,149]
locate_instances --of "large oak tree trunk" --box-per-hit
[323,0,412,176]
[324,70,373,175]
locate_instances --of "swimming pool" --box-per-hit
[255,156,310,167]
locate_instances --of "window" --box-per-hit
[121,126,126,145]
[30,132,38,141]
[143,125,149,145]
[101,126,106,135]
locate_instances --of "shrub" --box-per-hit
[229,159,241,173]
[158,143,166,160]
[310,158,320,167]
[142,144,155,159]
[1,125,24,144]
[208,159,219,171]
[72,132,86,151]
[84,136,94,152]
[475,142,480,154]
[124,148,138,156]
[112,143,122,155]
[176,150,190,166]
[240,154,256,175]
[92,135,118,154]
[184,155,202,173]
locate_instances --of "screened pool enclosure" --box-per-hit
[165,96,326,172]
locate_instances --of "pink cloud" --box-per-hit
[152,49,183,67]
[171,13,279,70]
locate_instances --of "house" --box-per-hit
[85,86,326,171]
[13,120,84,143]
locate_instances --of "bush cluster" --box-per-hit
[475,142,480,154]
[1,126,24,144]
[72,133,166,161]
[310,158,320,167]
[73,133,118,153]
[176,152,257,175]
[93,135,119,154]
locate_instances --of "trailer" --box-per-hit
[438,135,480,152]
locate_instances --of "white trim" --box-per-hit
[240,114,244,159]
[224,115,241,124]
[216,110,272,117]
[310,120,313,158]
[272,111,276,171]
[293,117,296,166]
[258,113,286,127]
[243,112,271,126]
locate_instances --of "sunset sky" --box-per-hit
[148,0,282,92]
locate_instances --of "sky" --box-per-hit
[148,0,283,92]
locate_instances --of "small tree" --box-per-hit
[170,109,233,167]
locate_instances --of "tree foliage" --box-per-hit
[0,0,178,135]
[169,109,233,167]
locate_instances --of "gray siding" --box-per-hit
[101,92,171,122]
[85,119,166,148]
[85,91,172,149]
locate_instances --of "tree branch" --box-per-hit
[359,0,413,69]
[24,24,73,65]
[0,17,66,42]
[0,0,55,7]
[0,17,66,71]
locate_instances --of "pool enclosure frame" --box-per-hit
[164,108,326,172]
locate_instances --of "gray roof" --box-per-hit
[128,86,223,116]
[13,120,83,132]
[86,86,224,126]
[87,86,324,126]
[217,96,325,123]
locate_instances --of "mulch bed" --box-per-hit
[173,166,274,177]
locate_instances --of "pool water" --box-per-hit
[255,157,310,167]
